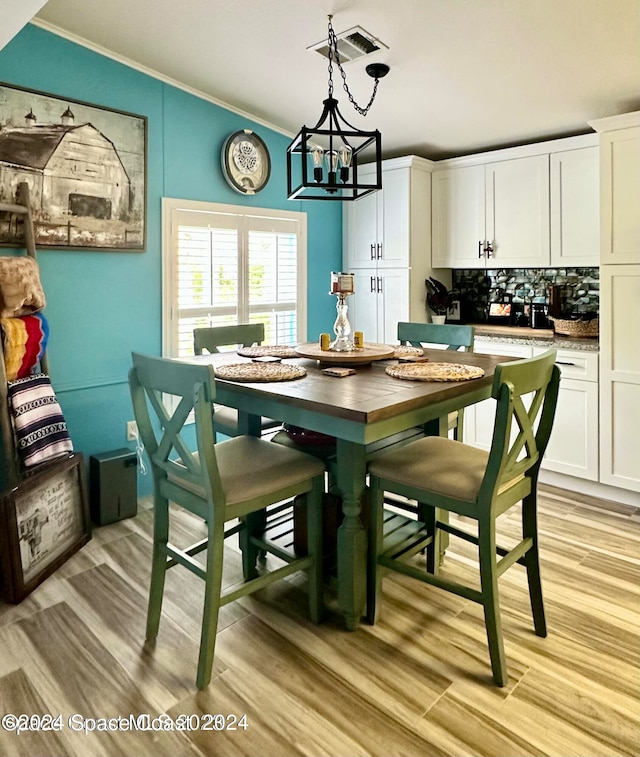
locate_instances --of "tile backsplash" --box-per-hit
[452,268,599,322]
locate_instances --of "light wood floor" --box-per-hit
[0,483,638,757]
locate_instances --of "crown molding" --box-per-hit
[588,111,640,133]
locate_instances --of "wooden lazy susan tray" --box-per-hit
[295,342,395,365]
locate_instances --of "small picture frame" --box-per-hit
[0,453,91,603]
[447,300,461,322]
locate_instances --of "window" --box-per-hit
[162,198,307,357]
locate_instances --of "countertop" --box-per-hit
[471,323,599,352]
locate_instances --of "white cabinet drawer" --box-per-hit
[532,347,598,382]
[473,340,533,358]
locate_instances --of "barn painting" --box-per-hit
[0,83,146,250]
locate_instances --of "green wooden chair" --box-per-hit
[367,349,560,686]
[397,321,475,439]
[193,323,281,437]
[129,352,325,689]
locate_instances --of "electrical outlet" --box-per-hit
[126,421,138,441]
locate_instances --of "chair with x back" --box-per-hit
[129,352,325,689]
[367,349,560,686]
[397,321,475,439]
[193,323,280,437]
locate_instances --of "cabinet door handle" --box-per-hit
[370,243,375,260]
[376,243,383,259]
[370,276,375,293]
[377,277,383,293]
[485,241,494,258]
[556,361,576,367]
[478,240,484,258]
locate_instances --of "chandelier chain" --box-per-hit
[327,18,381,117]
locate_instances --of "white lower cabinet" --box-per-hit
[464,340,599,481]
[598,265,640,492]
[463,342,532,451]
[532,347,599,481]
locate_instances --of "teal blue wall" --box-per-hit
[0,24,341,495]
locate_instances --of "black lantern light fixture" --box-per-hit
[286,16,390,201]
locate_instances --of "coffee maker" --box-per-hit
[530,302,549,329]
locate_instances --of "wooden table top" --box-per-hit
[187,348,515,427]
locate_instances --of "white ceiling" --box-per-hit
[1,0,49,51]
[24,0,640,159]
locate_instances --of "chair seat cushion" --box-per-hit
[171,436,325,508]
[213,404,280,436]
[213,403,240,435]
[219,437,325,506]
[368,435,489,503]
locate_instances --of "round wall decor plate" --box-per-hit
[385,362,485,382]
[221,130,271,194]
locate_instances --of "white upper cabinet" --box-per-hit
[550,146,600,266]
[347,170,410,268]
[432,165,485,268]
[378,167,411,268]
[343,156,435,343]
[485,154,550,268]
[348,190,380,267]
[589,113,640,264]
[344,157,430,270]
[432,134,599,269]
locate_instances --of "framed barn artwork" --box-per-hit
[0,82,147,251]
[0,453,91,603]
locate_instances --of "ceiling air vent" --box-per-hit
[308,26,388,64]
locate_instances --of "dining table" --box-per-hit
[184,345,515,630]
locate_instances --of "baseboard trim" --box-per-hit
[540,470,640,508]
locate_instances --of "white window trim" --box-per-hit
[161,197,307,358]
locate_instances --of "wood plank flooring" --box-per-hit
[0,484,638,757]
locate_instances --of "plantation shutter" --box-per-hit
[247,216,299,345]
[169,208,302,357]
[172,209,239,357]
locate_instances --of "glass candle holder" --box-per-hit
[330,291,354,351]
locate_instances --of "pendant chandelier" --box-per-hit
[286,16,390,201]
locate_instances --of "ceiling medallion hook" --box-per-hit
[286,16,390,201]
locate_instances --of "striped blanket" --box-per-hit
[0,313,49,381]
[7,373,73,468]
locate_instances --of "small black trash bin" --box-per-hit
[89,448,138,526]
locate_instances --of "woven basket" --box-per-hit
[549,317,599,338]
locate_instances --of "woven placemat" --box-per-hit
[237,345,299,358]
[385,362,485,382]
[392,345,425,358]
[215,362,306,382]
